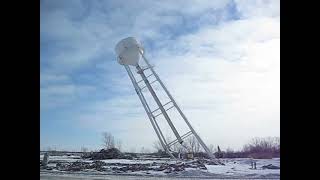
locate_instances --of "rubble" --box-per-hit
[40,152,280,178]
[262,164,280,169]
[188,159,225,166]
[154,161,209,173]
[56,161,105,171]
[89,148,124,160]
[66,161,91,171]
[82,148,135,160]
[53,160,215,173]
[112,163,153,172]
[43,150,230,175]
[56,162,70,170]
[91,160,107,171]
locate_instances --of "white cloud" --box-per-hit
[40,0,234,73]
[235,0,280,18]
[40,82,98,109]
[148,16,280,150]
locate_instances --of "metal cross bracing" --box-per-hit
[120,48,215,159]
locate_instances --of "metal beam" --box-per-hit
[124,65,175,158]
[136,65,183,144]
[138,50,215,159]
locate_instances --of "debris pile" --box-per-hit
[154,160,210,173]
[112,164,153,172]
[91,160,108,171]
[109,161,208,173]
[262,164,280,169]
[158,163,190,173]
[52,159,219,173]
[81,148,135,160]
[88,148,124,160]
[193,159,225,165]
[55,160,108,171]
[56,161,91,171]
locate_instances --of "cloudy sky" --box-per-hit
[40,0,280,152]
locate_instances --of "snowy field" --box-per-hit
[40,154,280,179]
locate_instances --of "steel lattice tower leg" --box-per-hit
[121,52,215,159]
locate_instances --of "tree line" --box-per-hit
[97,132,280,159]
[57,132,279,159]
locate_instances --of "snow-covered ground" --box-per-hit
[205,158,280,175]
[40,154,280,179]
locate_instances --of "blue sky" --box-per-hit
[40,0,280,152]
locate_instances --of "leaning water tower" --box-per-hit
[115,37,215,159]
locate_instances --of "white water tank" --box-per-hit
[115,37,144,66]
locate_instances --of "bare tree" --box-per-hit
[208,144,217,153]
[47,147,52,152]
[144,148,151,153]
[153,136,173,153]
[172,142,186,153]
[153,140,163,152]
[81,146,88,153]
[130,147,136,153]
[102,132,115,149]
[116,140,122,151]
[185,136,200,153]
[225,147,234,153]
[242,137,280,158]
[140,146,146,153]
